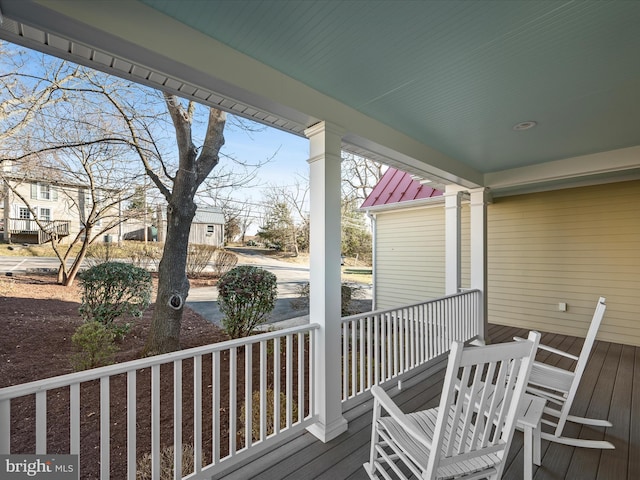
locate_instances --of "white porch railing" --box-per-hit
[0,291,482,478]
[340,290,481,401]
[0,324,318,480]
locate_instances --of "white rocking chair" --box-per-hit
[515,296,614,449]
[364,331,540,480]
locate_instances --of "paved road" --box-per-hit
[0,256,68,274]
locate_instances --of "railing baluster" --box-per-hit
[212,351,220,464]
[70,384,80,457]
[100,377,109,480]
[194,355,202,471]
[35,391,46,454]
[229,348,236,455]
[308,329,315,418]
[359,318,365,394]
[286,334,293,428]
[273,339,280,436]
[173,361,182,480]
[245,344,253,449]
[386,313,392,381]
[393,312,399,377]
[126,373,136,480]
[297,332,304,423]
[351,320,357,398]
[366,316,373,389]
[342,322,348,400]
[374,313,380,385]
[259,341,267,441]
[151,365,160,480]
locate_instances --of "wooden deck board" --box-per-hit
[215,324,633,480]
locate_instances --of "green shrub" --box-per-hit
[186,244,217,276]
[71,321,118,371]
[217,265,277,338]
[79,262,152,334]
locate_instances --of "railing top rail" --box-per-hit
[0,323,319,400]
[341,289,481,324]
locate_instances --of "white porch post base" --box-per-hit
[306,416,349,443]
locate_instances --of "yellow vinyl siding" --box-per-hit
[375,205,445,309]
[487,180,640,345]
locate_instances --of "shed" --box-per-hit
[157,205,225,247]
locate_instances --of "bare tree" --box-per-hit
[141,95,226,355]
[260,176,309,255]
[341,152,385,203]
[0,48,146,285]
[0,43,81,149]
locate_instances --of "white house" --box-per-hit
[1,174,121,245]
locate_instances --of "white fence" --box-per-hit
[340,290,481,401]
[0,324,318,480]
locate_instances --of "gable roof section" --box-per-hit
[192,207,224,225]
[361,168,443,209]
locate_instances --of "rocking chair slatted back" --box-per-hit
[364,331,540,480]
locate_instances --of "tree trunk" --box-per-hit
[143,197,197,355]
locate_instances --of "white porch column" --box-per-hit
[469,187,492,344]
[304,121,348,442]
[444,186,464,295]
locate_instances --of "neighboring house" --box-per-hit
[0,176,120,245]
[362,168,640,347]
[154,205,225,247]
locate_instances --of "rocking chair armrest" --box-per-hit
[513,337,579,361]
[370,385,433,449]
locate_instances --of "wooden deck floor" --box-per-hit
[214,324,639,480]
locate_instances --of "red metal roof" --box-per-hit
[361,167,443,208]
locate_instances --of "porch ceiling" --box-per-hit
[1,1,640,192]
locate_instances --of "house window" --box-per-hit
[207,225,215,233]
[18,207,31,220]
[31,183,57,201]
[39,184,51,200]
[39,208,51,221]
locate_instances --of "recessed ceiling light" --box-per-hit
[513,121,537,131]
